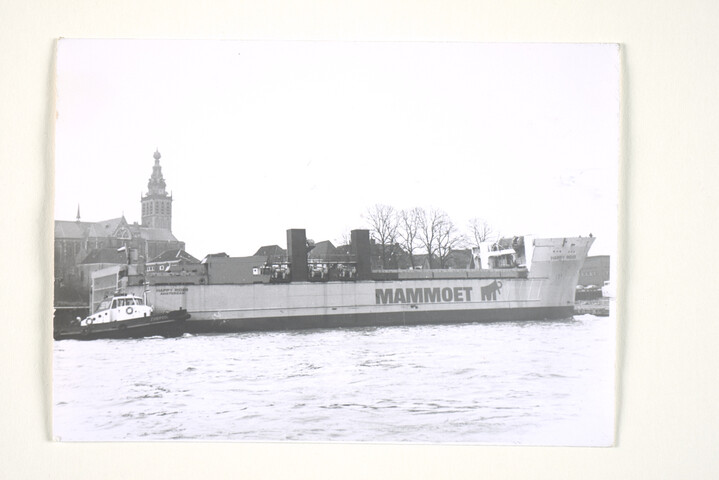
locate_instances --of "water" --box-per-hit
[53,315,615,444]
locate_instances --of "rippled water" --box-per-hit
[53,315,615,444]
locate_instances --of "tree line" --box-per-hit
[361,204,496,270]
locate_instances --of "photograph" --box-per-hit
[52,40,619,444]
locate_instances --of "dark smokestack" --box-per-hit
[351,229,371,280]
[287,229,308,282]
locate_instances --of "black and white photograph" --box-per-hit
[52,40,619,444]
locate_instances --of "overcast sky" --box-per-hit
[55,40,619,257]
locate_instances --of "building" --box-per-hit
[145,249,204,285]
[201,255,270,284]
[253,245,286,259]
[54,150,185,307]
[146,249,200,273]
[577,255,610,287]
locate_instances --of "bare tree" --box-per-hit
[436,213,466,268]
[364,204,399,269]
[397,208,421,269]
[468,217,494,248]
[417,208,445,269]
[416,208,467,269]
[335,231,353,247]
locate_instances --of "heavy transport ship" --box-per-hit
[89,228,595,334]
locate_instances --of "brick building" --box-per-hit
[54,150,185,307]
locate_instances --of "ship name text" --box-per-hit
[157,286,189,296]
[375,286,473,305]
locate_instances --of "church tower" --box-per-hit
[141,150,173,230]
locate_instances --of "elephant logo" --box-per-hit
[481,280,503,301]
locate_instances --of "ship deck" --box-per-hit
[370,268,528,281]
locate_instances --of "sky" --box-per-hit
[55,40,619,258]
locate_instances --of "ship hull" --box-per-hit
[182,305,574,333]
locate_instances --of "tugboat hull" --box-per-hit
[53,309,190,341]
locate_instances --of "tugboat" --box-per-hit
[53,292,190,340]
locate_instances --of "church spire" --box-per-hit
[141,149,173,230]
[76,204,81,222]
[147,149,167,196]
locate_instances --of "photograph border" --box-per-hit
[1,0,717,478]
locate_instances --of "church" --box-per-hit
[54,150,186,307]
